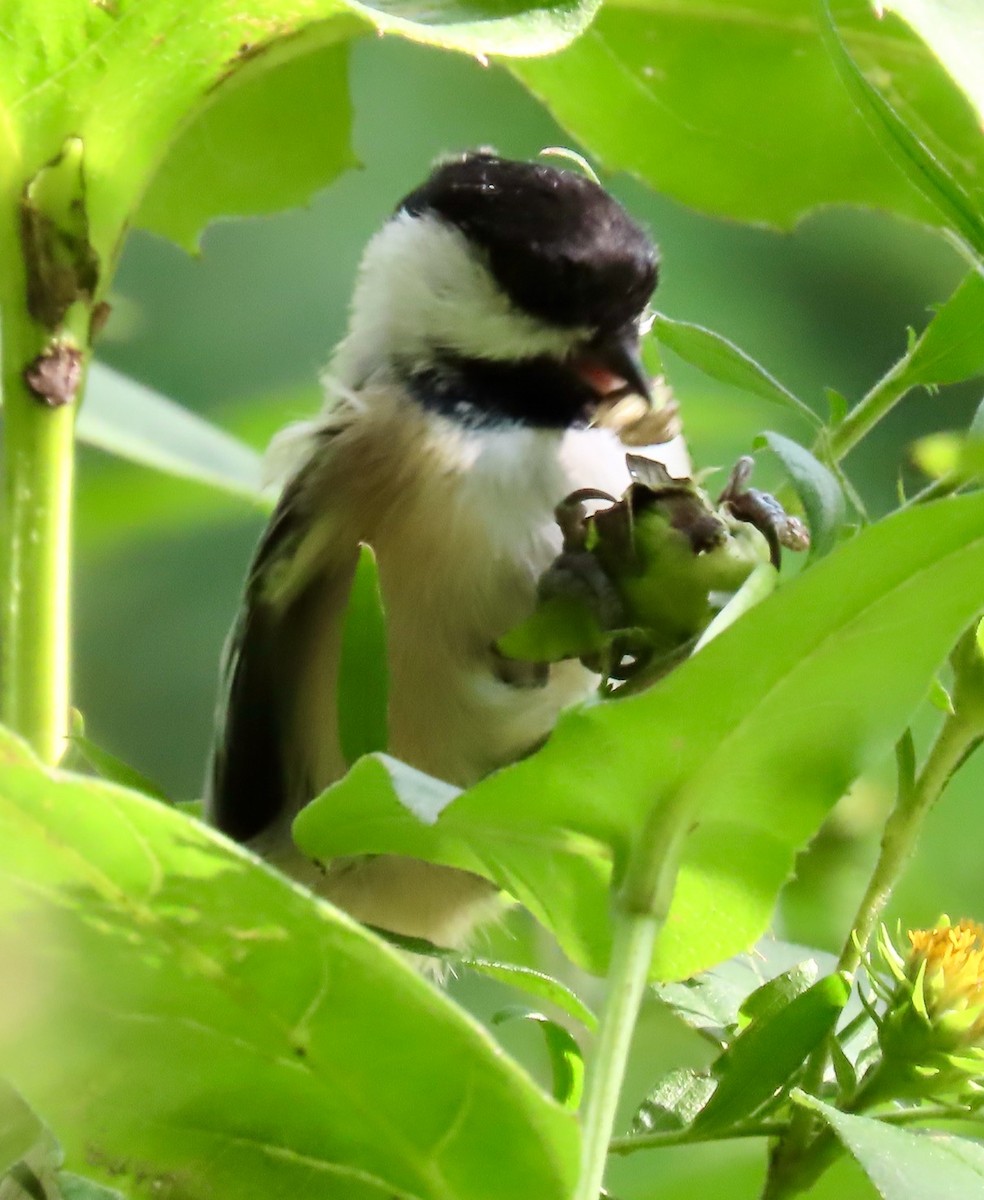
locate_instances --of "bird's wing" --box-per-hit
[206,445,360,843]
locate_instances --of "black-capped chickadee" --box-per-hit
[207,152,686,947]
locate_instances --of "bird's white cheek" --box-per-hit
[331,213,588,386]
[558,426,632,499]
[559,424,691,499]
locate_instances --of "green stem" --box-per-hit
[576,782,693,1199]
[839,712,980,977]
[767,1065,916,1199]
[612,1100,984,1159]
[610,1120,787,1156]
[826,357,911,465]
[575,909,659,1200]
[0,206,81,764]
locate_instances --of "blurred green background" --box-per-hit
[74,33,982,1200]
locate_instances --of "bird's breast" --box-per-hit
[292,401,636,795]
[369,419,628,787]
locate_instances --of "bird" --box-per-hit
[207,151,687,950]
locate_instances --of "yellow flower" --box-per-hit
[906,918,984,1043]
[870,917,984,1099]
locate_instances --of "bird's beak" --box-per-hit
[571,325,652,405]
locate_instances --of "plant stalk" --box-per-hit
[575,908,660,1200]
[826,357,911,465]
[610,1120,787,1155]
[576,780,693,1199]
[839,712,981,979]
[0,205,82,764]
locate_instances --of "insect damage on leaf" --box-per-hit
[19,137,100,332]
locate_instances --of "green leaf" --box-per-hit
[297,752,612,975]
[651,316,819,429]
[829,1034,859,1095]
[654,973,747,1046]
[0,731,33,769]
[68,711,170,803]
[951,618,984,725]
[738,962,820,1027]
[632,1067,715,1134]
[356,755,462,824]
[928,677,955,715]
[67,732,170,803]
[693,563,777,652]
[902,271,984,388]
[0,0,600,267]
[822,0,984,258]
[0,729,578,1200]
[76,384,317,558]
[352,928,598,1029]
[496,595,608,664]
[0,1082,47,1178]
[296,493,984,980]
[826,390,850,426]
[511,0,946,230]
[875,277,984,487]
[654,941,838,1045]
[137,42,357,252]
[797,1094,984,1199]
[692,973,850,1136]
[338,545,389,767]
[878,0,984,127]
[0,1081,63,1200]
[462,961,597,1031]
[757,431,847,560]
[81,363,265,500]
[491,1007,584,1110]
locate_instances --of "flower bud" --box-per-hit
[873,918,984,1099]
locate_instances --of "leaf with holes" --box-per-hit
[0,0,601,274]
[0,728,578,1200]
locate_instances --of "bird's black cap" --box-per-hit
[399,152,658,334]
